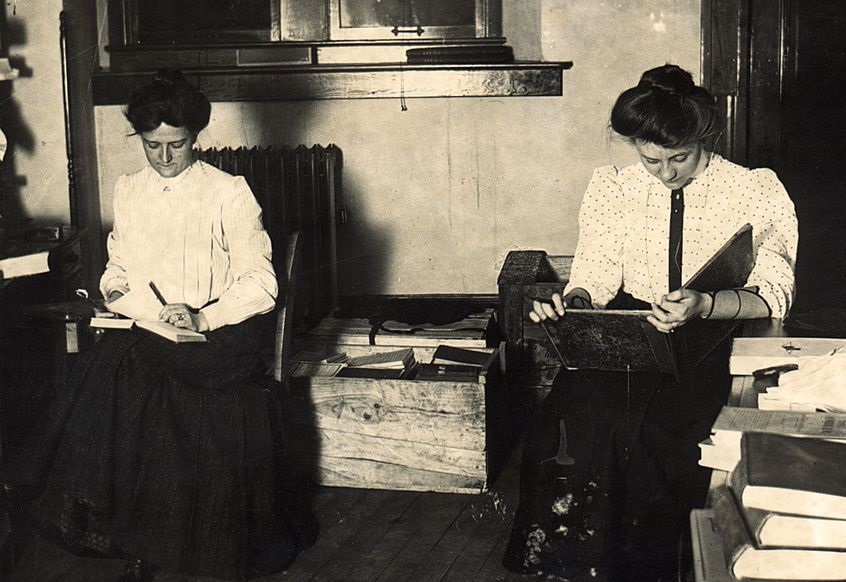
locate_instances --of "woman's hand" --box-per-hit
[158,303,209,332]
[528,289,593,324]
[529,293,567,323]
[647,288,712,333]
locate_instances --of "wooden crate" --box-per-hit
[287,341,508,494]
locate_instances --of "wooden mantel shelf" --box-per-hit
[92,61,572,104]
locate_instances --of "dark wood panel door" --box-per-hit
[704,0,846,312]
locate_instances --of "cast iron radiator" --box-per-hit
[197,144,342,327]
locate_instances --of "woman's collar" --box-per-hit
[150,160,197,186]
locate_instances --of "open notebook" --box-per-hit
[90,287,207,343]
[529,223,754,379]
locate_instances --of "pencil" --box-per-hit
[148,281,167,306]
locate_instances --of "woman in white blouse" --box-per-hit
[503,65,797,581]
[2,70,313,581]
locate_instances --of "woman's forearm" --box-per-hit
[702,287,771,320]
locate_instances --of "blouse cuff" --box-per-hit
[100,276,130,299]
[200,302,226,332]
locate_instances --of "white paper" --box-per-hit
[106,287,163,322]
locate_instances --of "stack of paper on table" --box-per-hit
[698,406,846,472]
[756,352,846,412]
[729,337,846,375]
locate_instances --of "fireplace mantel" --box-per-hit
[92,61,572,105]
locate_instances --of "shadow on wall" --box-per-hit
[334,175,393,297]
[0,12,35,233]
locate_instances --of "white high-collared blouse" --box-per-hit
[563,154,798,318]
[100,161,277,331]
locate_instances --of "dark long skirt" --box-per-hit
[502,339,732,582]
[1,315,316,580]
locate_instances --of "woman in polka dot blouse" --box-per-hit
[503,64,798,581]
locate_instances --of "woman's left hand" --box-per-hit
[647,288,710,334]
[158,303,209,332]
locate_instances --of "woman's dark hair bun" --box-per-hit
[638,64,696,97]
[609,63,721,148]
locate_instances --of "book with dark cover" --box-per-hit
[729,431,846,520]
[336,367,405,379]
[431,345,490,367]
[534,223,754,378]
[345,347,416,370]
[711,485,846,580]
[415,363,480,382]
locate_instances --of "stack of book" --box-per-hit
[415,345,492,382]
[289,348,418,379]
[705,431,846,580]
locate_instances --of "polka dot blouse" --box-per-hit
[564,154,798,318]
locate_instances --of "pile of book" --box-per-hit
[289,348,417,379]
[289,345,493,382]
[415,345,491,382]
[700,411,846,580]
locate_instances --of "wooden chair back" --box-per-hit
[271,231,302,385]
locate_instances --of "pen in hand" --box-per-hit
[148,281,167,306]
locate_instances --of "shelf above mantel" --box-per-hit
[92,61,572,105]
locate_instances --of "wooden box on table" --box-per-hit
[287,306,509,494]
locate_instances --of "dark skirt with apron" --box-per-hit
[1,314,316,580]
[502,296,732,582]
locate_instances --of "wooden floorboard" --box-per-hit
[304,491,418,582]
[371,493,472,582]
[7,444,534,582]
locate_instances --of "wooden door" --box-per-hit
[703,0,846,313]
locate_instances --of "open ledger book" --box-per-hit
[90,286,207,343]
[532,223,754,379]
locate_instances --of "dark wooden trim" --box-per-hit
[62,2,104,294]
[92,61,571,104]
[747,0,787,169]
[701,0,750,164]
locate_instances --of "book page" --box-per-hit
[106,287,163,321]
[136,320,207,343]
[90,317,135,329]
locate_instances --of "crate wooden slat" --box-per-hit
[288,341,507,494]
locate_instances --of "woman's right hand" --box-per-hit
[529,293,567,323]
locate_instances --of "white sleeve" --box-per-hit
[564,166,626,307]
[200,177,278,330]
[99,175,131,298]
[745,169,798,318]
